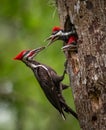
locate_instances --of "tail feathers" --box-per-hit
[60,112,66,120]
[62,103,78,120]
[66,107,78,119]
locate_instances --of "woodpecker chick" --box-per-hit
[62,36,78,52]
[13,46,78,120]
[46,25,78,51]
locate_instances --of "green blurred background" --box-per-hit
[0,0,80,130]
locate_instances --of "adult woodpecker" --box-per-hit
[46,24,78,51]
[13,46,78,120]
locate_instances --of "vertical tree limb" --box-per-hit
[56,0,106,130]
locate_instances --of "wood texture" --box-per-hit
[56,0,106,130]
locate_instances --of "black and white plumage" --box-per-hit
[14,46,78,120]
[46,25,78,51]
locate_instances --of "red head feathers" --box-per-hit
[52,26,61,32]
[13,50,27,60]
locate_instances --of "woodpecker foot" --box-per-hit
[64,59,68,69]
[63,59,68,75]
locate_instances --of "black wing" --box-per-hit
[32,66,65,118]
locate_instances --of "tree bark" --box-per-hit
[56,0,106,130]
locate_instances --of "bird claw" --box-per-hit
[64,59,68,69]
[63,60,68,75]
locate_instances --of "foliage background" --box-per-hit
[0,0,80,130]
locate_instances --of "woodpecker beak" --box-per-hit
[45,34,60,47]
[32,46,45,54]
[61,44,78,52]
[13,46,45,61]
[29,46,46,59]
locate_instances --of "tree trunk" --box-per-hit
[56,0,106,130]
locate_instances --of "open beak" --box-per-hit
[45,34,59,47]
[13,46,45,61]
[30,46,46,59]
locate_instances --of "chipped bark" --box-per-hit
[56,0,106,130]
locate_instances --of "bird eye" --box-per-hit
[23,50,30,60]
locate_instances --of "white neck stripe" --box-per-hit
[31,64,48,71]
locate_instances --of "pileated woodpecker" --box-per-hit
[13,46,78,120]
[46,24,78,51]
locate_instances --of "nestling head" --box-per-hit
[46,26,63,47]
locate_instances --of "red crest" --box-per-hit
[13,50,27,60]
[52,26,61,32]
